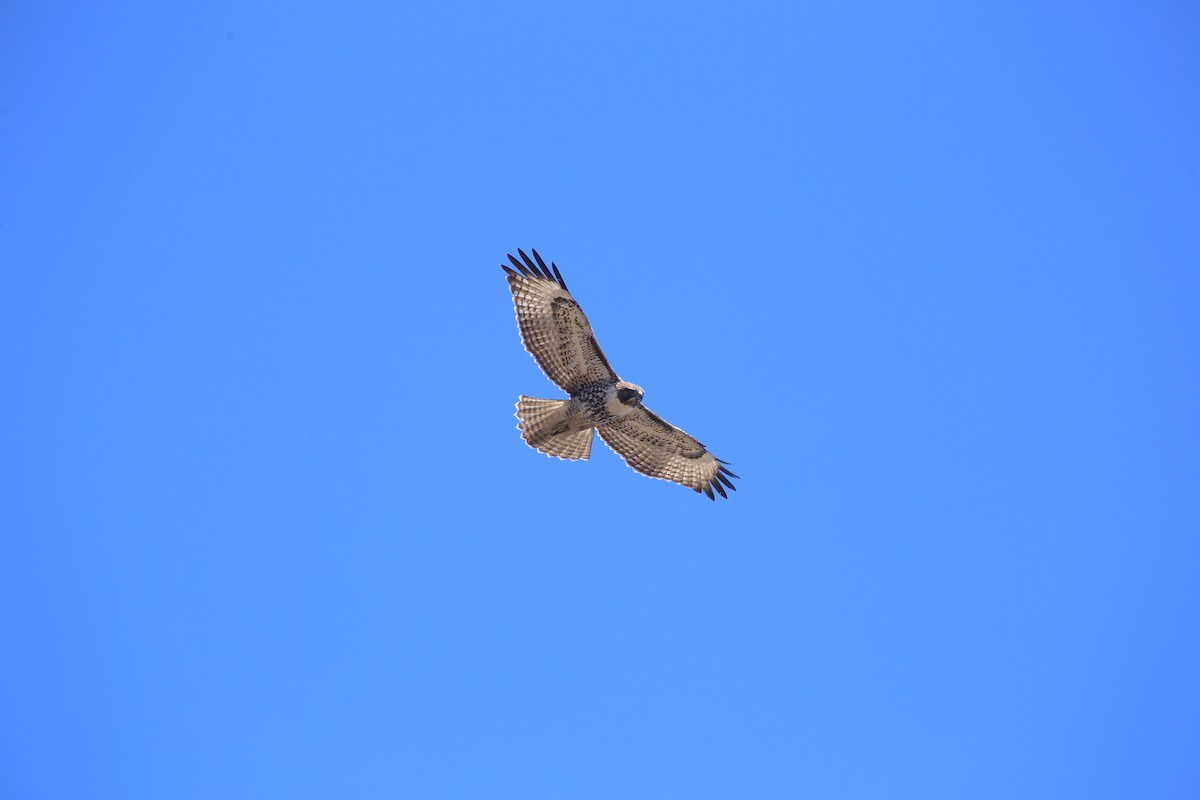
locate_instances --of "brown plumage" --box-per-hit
[502,248,738,500]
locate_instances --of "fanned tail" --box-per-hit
[515,396,593,461]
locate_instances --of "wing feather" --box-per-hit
[598,407,737,500]
[502,249,618,393]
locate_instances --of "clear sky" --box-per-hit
[3,2,1198,798]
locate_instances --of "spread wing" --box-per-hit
[598,407,739,500]
[502,249,619,393]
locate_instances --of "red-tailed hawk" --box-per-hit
[502,248,738,500]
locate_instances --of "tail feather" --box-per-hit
[515,396,593,461]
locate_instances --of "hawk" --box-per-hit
[502,248,739,500]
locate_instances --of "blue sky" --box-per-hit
[2,2,1198,797]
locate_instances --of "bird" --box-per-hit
[501,248,738,500]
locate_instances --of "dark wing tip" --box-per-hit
[702,483,715,501]
[718,464,740,479]
[506,249,568,291]
[711,478,728,499]
[517,248,539,277]
[530,249,556,284]
[506,252,535,278]
[516,248,553,283]
[716,472,737,491]
[501,264,519,279]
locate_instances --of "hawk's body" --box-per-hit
[502,249,738,500]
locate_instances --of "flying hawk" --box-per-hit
[502,248,738,500]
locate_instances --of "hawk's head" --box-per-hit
[615,382,644,408]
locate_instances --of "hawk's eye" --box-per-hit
[618,387,638,404]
